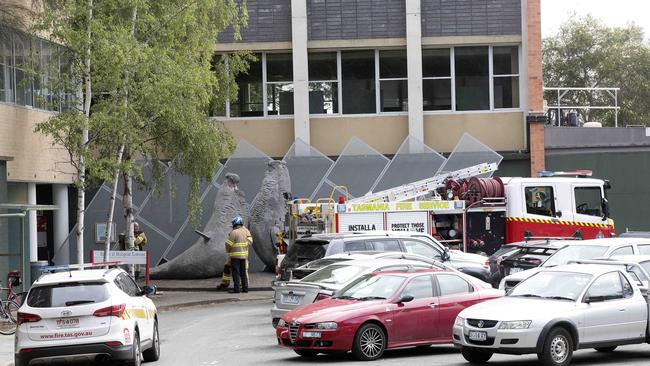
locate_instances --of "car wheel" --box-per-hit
[460,347,493,364]
[594,346,617,353]
[294,350,318,357]
[143,320,160,362]
[538,327,573,366]
[125,330,142,366]
[352,323,386,361]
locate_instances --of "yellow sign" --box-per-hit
[347,200,462,213]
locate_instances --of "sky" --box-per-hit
[541,0,650,38]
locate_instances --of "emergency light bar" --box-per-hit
[43,262,123,273]
[538,170,593,178]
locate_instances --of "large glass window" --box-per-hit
[341,50,376,114]
[525,186,556,217]
[266,53,293,115]
[14,35,32,107]
[0,33,14,103]
[455,47,489,111]
[493,46,520,109]
[422,48,452,111]
[230,53,263,117]
[574,186,603,217]
[308,52,338,114]
[379,50,407,112]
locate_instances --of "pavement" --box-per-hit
[144,271,276,312]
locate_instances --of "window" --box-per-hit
[116,273,140,296]
[266,53,293,115]
[492,46,519,109]
[401,275,434,299]
[574,186,603,217]
[308,52,338,114]
[455,46,489,111]
[437,274,473,296]
[230,53,263,117]
[638,245,650,255]
[402,239,442,260]
[27,282,110,308]
[610,246,633,256]
[422,48,452,111]
[379,50,407,112]
[0,33,13,103]
[344,240,369,252]
[368,239,401,252]
[586,272,624,301]
[14,34,32,107]
[341,50,376,114]
[620,272,634,298]
[525,186,556,217]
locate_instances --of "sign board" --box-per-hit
[345,200,464,213]
[95,222,117,244]
[91,250,147,265]
[386,211,428,233]
[338,212,384,232]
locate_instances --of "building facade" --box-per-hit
[0,26,74,269]
[213,0,545,168]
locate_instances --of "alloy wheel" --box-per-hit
[360,327,384,358]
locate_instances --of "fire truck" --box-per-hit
[288,163,615,256]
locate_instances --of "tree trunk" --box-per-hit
[103,144,125,261]
[123,164,135,275]
[77,0,93,265]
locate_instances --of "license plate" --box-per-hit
[508,267,523,274]
[56,318,80,329]
[302,331,322,338]
[281,294,302,305]
[469,330,487,341]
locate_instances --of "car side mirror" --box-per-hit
[396,295,414,304]
[142,285,157,296]
[442,247,451,261]
[601,197,610,220]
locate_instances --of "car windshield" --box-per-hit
[543,245,608,267]
[27,282,110,308]
[285,241,328,263]
[301,264,369,285]
[509,271,592,301]
[336,274,406,300]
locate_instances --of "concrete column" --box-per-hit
[28,183,37,262]
[406,0,424,145]
[291,0,310,148]
[52,184,69,265]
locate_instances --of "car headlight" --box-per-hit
[314,322,338,330]
[499,320,531,329]
[277,319,288,327]
[455,316,464,326]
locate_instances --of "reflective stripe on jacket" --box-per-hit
[225,227,253,259]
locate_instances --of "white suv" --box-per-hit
[15,267,160,366]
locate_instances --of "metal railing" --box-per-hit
[544,87,620,127]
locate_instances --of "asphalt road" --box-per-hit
[154,299,650,366]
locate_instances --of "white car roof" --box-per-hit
[570,237,650,247]
[33,268,123,286]
[607,255,650,263]
[543,263,626,276]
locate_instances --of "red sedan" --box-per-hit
[276,267,503,361]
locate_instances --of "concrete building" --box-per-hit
[0,25,75,269]
[213,0,546,174]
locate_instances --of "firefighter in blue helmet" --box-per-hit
[225,215,253,293]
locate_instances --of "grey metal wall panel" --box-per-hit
[218,0,292,43]
[307,0,406,40]
[422,0,521,37]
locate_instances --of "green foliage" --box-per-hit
[32,0,249,225]
[543,15,650,126]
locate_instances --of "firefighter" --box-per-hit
[216,259,233,291]
[133,222,148,280]
[225,216,253,293]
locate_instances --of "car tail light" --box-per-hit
[314,293,331,302]
[94,304,126,318]
[105,341,123,347]
[17,312,41,325]
[19,348,33,353]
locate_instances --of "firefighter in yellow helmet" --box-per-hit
[225,216,252,293]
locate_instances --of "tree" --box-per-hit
[31,0,249,263]
[543,15,650,126]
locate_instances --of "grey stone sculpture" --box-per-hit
[150,173,249,279]
[249,160,291,270]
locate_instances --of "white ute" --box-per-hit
[15,266,160,366]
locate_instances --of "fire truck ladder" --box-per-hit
[348,162,499,204]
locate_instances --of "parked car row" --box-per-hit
[274,235,650,366]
